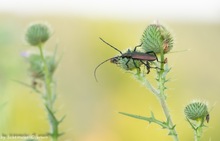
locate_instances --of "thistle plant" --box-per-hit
[112,23,178,141]
[184,101,209,141]
[22,22,64,141]
[97,23,211,141]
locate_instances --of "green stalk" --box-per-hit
[134,48,179,141]
[38,43,59,141]
[134,63,179,141]
[156,49,179,141]
[38,44,53,108]
[194,119,204,141]
[194,127,202,141]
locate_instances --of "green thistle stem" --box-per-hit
[157,49,179,141]
[195,126,202,141]
[38,44,53,107]
[134,49,179,141]
[158,90,179,141]
[38,43,59,141]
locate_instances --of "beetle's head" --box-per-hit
[110,56,120,64]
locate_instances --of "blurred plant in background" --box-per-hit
[18,22,65,141]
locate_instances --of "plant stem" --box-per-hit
[38,44,53,108]
[134,66,179,141]
[156,48,179,141]
[193,120,204,141]
[38,44,59,141]
[134,49,179,140]
[158,95,179,141]
[194,127,202,141]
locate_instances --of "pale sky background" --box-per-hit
[0,0,220,22]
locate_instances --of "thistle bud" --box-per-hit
[25,22,52,46]
[184,101,209,121]
[141,24,173,54]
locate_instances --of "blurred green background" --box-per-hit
[0,12,220,141]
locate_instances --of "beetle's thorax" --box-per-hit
[121,52,132,58]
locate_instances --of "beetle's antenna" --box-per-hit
[169,49,191,54]
[99,37,123,54]
[94,57,114,82]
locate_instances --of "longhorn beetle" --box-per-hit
[94,38,161,82]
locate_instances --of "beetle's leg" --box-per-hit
[145,51,159,61]
[133,42,143,51]
[141,61,163,73]
[150,64,163,71]
[132,59,141,72]
[140,60,151,74]
[146,61,151,74]
[146,51,167,63]
[149,61,163,70]
[132,59,138,68]
[125,58,131,69]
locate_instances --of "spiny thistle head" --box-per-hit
[25,22,52,46]
[141,24,173,54]
[184,101,209,121]
[21,51,57,80]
